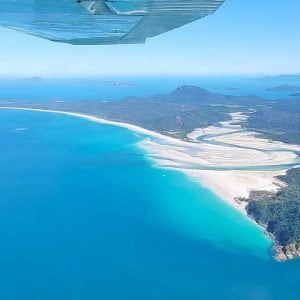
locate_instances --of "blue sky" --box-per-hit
[0,0,299,77]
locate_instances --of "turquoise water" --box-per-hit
[197,129,300,170]
[0,109,300,299]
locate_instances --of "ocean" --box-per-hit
[0,77,300,299]
[0,75,299,101]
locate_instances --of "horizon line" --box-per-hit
[0,73,299,79]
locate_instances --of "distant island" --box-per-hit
[103,81,136,88]
[0,77,137,88]
[224,87,241,91]
[266,84,300,92]
[0,76,45,85]
[290,92,300,97]
[251,74,300,81]
[1,85,299,261]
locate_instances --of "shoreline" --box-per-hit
[1,107,299,217]
[0,106,174,141]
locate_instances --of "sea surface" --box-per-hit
[0,75,300,101]
[0,77,300,299]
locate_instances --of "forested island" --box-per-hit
[1,85,299,261]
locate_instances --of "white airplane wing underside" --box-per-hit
[0,0,224,45]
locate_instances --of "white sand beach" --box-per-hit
[141,112,299,213]
[1,107,299,214]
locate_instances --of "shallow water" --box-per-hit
[0,110,300,299]
[196,121,300,170]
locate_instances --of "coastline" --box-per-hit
[0,106,172,141]
[1,107,299,217]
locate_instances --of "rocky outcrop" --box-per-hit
[274,243,300,262]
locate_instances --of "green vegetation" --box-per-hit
[2,83,299,142]
[247,168,300,247]
[2,85,267,137]
[245,99,300,144]
[9,85,298,143]
[4,86,235,136]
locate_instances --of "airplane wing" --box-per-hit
[0,0,224,45]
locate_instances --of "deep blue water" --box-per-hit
[0,109,300,299]
[0,75,299,101]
